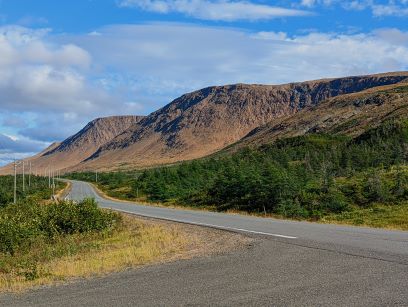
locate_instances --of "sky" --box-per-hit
[0,0,407,165]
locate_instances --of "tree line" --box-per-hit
[68,119,408,219]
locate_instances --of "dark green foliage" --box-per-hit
[40,199,119,237]
[0,175,65,208]
[0,199,119,256]
[68,119,408,219]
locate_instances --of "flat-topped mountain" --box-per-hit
[71,72,408,171]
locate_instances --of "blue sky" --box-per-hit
[0,0,407,165]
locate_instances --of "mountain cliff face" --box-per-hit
[71,72,408,171]
[228,82,408,151]
[0,116,144,174]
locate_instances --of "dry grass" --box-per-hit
[0,216,184,292]
[55,180,71,200]
[0,215,251,293]
[321,203,408,231]
[90,182,216,212]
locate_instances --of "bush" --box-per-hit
[276,199,309,218]
[41,198,119,236]
[319,188,350,213]
[0,199,120,256]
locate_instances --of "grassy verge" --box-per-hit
[321,203,408,230]
[0,216,182,292]
[0,200,250,293]
[1,176,239,292]
[54,180,71,200]
[87,180,408,231]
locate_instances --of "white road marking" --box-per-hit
[68,181,298,239]
[104,207,298,239]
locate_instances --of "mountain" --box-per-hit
[2,71,407,174]
[69,72,408,171]
[229,82,408,150]
[0,116,144,175]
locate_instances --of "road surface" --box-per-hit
[1,179,407,306]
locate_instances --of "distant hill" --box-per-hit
[69,72,408,171]
[0,116,144,175]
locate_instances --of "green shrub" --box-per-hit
[319,188,350,213]
[0,175,65,208]
[41,198,119,236]
[0,199,120,256]
[276,199,309,218]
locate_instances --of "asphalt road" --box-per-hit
[1,180,408,306]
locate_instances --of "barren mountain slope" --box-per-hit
[0,116,144,175]
[71,72,408,171]
[229,82,408,150]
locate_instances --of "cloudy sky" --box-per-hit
[0,0,407,165]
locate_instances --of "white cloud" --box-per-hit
[0,26,95,114]
[0,25,151,158]
[371,3,408,16]
[299,0,408,17]
[63,24,408,88]
[0,153,37,166]
[119,0,311,21]
[0,133,47,154]
[1,23,408,165]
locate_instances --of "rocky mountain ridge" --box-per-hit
[1,71,407,174]
[72,72,408,171]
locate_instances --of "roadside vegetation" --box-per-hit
[0,199,193,292]
[0,175,223,292]
[68,119,408,230]
[0,175,66,206]
[0,199,118,289]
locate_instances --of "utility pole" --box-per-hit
[29,162,32,187]
[95,171,98,183]
[22,161,25,193]
[48,167,51,188]
[13,160,17,204]
[52,169,55,197]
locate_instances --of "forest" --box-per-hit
[68,119,408,223]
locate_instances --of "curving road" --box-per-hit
[66,180,408,264]
[2,179,408,306]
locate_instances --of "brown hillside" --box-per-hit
[70,72,408,171]
[0,116,144,175]
[231,82,408,149]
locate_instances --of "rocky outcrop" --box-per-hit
[231,82,408,149]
